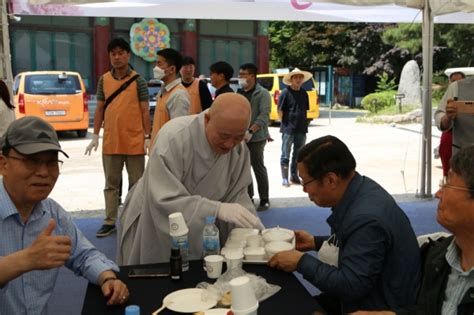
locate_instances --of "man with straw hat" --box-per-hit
[278,67,313,186]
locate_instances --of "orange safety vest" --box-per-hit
[185,79,202,115]
[151,83,188,145]
[102,71,145,155]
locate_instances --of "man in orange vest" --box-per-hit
[151,48,191,145]
[85,38,150,238]
[180,56,212,113]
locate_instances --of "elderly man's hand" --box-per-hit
[24,219,71,271]
[268,250,304,272]
[295,230,316,251]
[101,277,129,305]
[217,203,265,230]
[84,134,99,155]
[445,99,458,121]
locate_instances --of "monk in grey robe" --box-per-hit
[118,93,264,264]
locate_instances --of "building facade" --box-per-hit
[9,16,269,93]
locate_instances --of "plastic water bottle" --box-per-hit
[202,216,220,258]
[171,234,189,271]
[125,305,140,315]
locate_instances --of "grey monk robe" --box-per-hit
[117,112,256,264]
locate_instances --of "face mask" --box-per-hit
[238,78,248,89]
[153,66,166,80]
[318,234,339,267]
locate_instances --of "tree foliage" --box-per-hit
[269,21,474,78]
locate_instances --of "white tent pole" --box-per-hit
[419,0,433,198]
[1,0,14,91]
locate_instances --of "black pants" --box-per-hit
[314,293,342,315]
[246,139,269,202]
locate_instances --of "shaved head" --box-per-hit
[204,93,251,154]
[208,93,251,126]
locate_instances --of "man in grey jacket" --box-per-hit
[237,63,272,212]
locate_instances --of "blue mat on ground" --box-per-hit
[48,200,444,314]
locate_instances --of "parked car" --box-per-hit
[256,73,319,124]
[13,71,89,137]
[147,79,162,125]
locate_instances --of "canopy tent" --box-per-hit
[5,0,474,196]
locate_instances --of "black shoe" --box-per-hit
[257,200,270,212]
[96,224,116,237]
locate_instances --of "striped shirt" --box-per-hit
[441,238,474,315]
[0,180,119,315]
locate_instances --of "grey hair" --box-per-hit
[450,145,474,198]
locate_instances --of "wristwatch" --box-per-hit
[144,134,151,139]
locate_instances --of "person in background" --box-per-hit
[237,63,271,212]
[210,61,235,98]
[268,135,421,314]
[0,79,15,137]
[85,38,150,238]
[0,116,129,314]
[151,48,191,145]
[278,68,312,187]
[438,71,466,178]
[435,71,474,158]
[180,56,213,113]
[118,93,264,265]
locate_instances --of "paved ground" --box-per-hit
[51,108,443,217]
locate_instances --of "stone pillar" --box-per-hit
[93,17,110,91]
[181,19,197,65]
[256,21,269,73]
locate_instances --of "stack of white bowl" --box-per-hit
[222,227,295,262]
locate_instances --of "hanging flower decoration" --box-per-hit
[130,18,170,62]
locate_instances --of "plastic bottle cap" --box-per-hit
[125,305,140,315]
[171,248,181,257]
[206,216,215,224]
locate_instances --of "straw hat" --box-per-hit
[282,68,313,85]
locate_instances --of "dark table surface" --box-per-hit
[81,260,323,315]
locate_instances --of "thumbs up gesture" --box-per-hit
[24,219,72,271]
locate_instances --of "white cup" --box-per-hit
[225,252,244,270]
[204,255,224,279]
[230,276,259,314]
[168,212,189,237]
[246,234,263,247]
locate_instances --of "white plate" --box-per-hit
[44,110,66,116]
[204,308,231,315]
[163,288,217,313]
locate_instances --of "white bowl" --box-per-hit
[243,247,266,261]
[225,239,246,249]
[264,241,294,258]
[230,228,259,237]
[221,246,244,257]
[262,227,294,243]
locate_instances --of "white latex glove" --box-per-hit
[84,134,99,155]
[217,203,265,230]
[244,130,253,143]
[144,139,151,155]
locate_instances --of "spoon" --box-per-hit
[152,301,172,315]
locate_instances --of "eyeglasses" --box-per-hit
[438,178,474,193]
[6,155,63,171]
[299,177,317,188]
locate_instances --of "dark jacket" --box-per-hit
[413,236,474,315]
[297,173,421,313]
